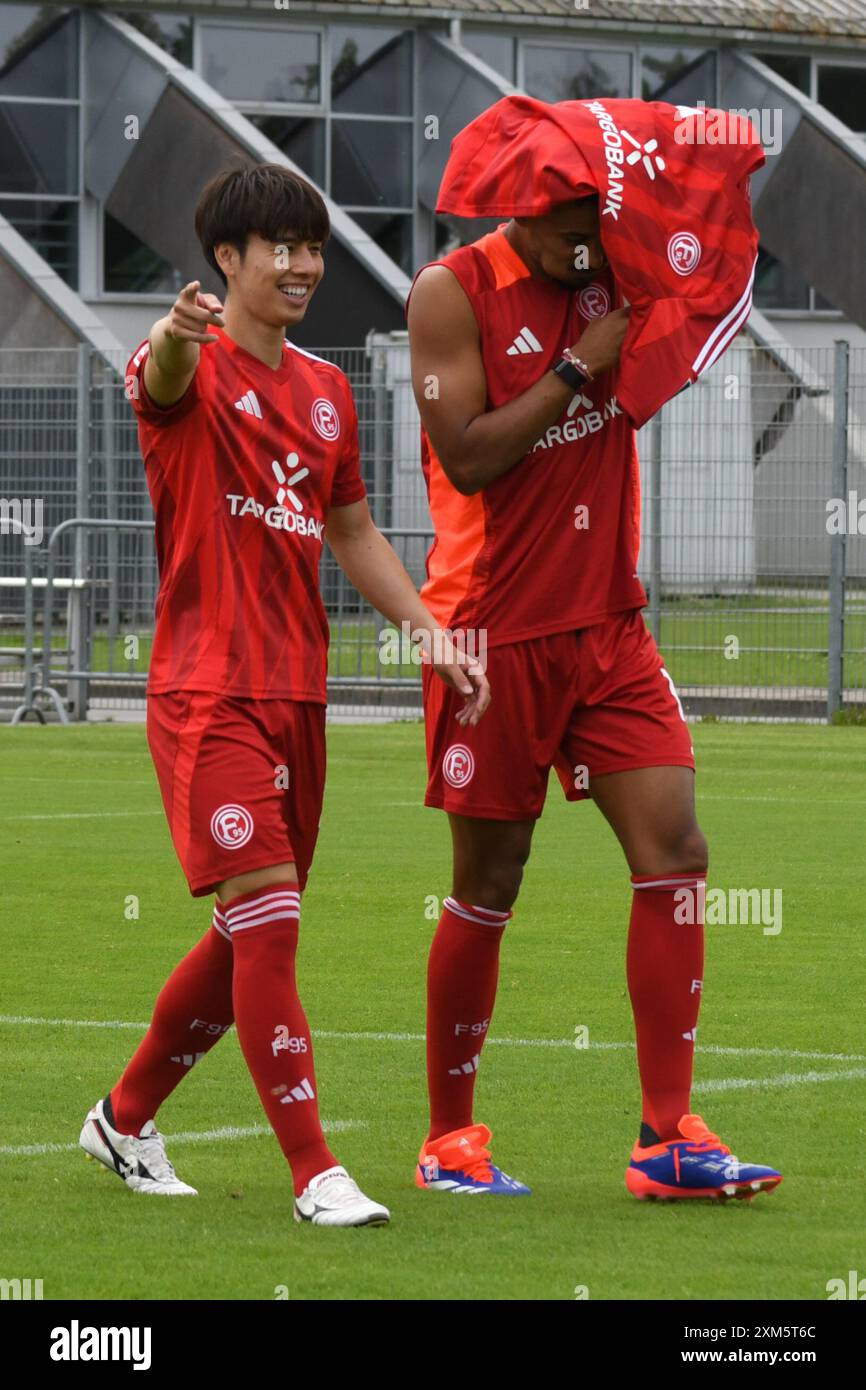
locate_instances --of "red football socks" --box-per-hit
[425,896,511,1143]
[110,907,234,1135]
[627,873,706,1142]
[226,885,338,1195]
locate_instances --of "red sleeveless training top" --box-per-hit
[409,225,647,647]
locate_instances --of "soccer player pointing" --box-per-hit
[80,164,488,1228]
[407,197,782,1201]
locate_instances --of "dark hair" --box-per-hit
[194,163,330,286]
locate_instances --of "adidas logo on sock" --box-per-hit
[682,1028,698,1041]
[448,1055,480,1076]
[278,1076,316,1105]
[171,1052,206,1067]
[506,326,543,356]
[234,389,262,418]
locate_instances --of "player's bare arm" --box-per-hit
[144,280,225,406]
[407,264,629,495]
[325,497,490,725]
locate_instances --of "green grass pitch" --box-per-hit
[1,720,864,1301]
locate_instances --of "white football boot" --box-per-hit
[294,1165,390,1227]
[79,1096,197,1195]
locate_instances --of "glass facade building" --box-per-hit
[1,3,864,316]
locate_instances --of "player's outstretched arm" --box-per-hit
[407,265,629,495]
[326,497,490,726]
[144,280,225,406]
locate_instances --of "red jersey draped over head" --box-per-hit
[435,95,765,428]
[126,327,366,701]
[408,232,646,646]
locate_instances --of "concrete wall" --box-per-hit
[0,260,82,353]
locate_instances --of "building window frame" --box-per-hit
[812,53,866,134]
[197,18,416,273]
[193,16,326,107]
[459,28,517,85]
[635,39,719,106]
[809,52,866,101]
[517,37,635,100]
[0,6,82,289]
[743,45,866,313]
[99,16,418,290]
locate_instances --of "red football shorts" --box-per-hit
[146,693,326,897]
[423,608,694,820]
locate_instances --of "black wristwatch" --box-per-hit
[553,348,593,391]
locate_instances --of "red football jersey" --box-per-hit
[408,226,646,647]
[126,327,366,700]
[435,96,764,429]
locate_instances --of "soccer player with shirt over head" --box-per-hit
[78,164,488,1228]
[407,196,782,1202]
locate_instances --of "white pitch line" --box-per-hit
[0,1015,148,1030]
[317,1030,866,1064]
[0,1016,863,1065]
[0,810,163,821]
[0,1118,365,1158]
[9,778,154,787]
[390,795,866,808]
[698,794,866,806]
[693,1067,866,1094]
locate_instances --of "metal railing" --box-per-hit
[1,336,864,722]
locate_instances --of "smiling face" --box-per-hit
[215,231,324,327]
[510,198,607,289]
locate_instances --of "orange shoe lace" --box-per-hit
[678,1115,731,1156]
[454,1142,495,1183]
[427,1126,495,1182]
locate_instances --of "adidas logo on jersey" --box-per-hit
[234,390,262,418]
[507,326,543,355]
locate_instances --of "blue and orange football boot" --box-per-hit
[416,1123,531,1195]
[626,1113,782,1202]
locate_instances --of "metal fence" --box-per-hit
[1,337,864,723]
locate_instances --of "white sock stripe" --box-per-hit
[212,919,232,943]
[227,905,301,932]
[469,903,511,922]
[226,896,301,925]
[213,904,227,921]
[632,877,707,890]
[228,909,301,934]
[225,889,301,921]
[444,896,510,927]
[225,887,300,909]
